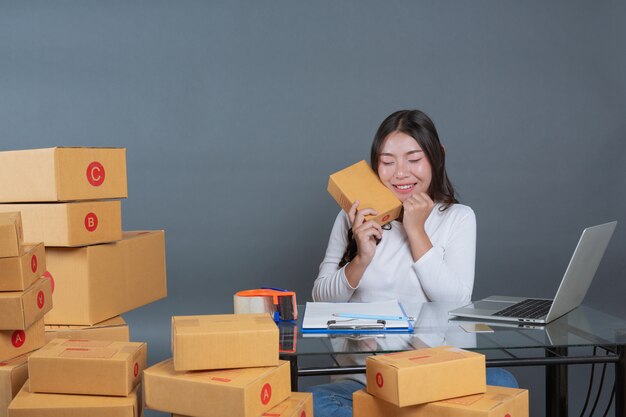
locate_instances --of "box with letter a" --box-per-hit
[143,359,290,417]
[0,318,46,362]
[0,147,127,203]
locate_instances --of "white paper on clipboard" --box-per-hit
[301,300,411,332]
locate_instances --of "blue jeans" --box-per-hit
[304,368,518,417]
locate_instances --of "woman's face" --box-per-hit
[377,131,433,202]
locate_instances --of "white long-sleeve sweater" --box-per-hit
[312,203,476,306]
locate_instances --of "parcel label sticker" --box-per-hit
[86,161,106,186]
[375,372,384,388]
[31,255,38,273]
[60,347,117,359]
[37,290,45,309]
[260,383,272,405]
[11,330,26,348]
[84,212,98,232]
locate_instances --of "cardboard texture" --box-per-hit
[171,392,313,417]
[8,381,141,417]
[44,231,167,325]
[0,318,46,362]
[353,385,529,417]
[0,243,46,292]
[28,339,146,396]
[0,147,127,203]
[0,213,23,258]
[143,358,290,417]
[0,278,53,330]
[45,316,130,343]
[172,313,279,371]
[366,346,486,407]
[0,354,29,417]
[0,200,122,247]
[328,160,402,225]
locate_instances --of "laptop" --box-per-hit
[449,221,617,324]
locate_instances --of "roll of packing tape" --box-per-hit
[233,294,275,315]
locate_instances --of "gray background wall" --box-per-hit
[2,1,625,416]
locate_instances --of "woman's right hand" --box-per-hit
[348,200,382,265]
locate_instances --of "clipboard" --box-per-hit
[301,300,414,333]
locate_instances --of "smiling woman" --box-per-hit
[308,110,518,417]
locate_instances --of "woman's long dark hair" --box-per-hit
[339,109,459,267]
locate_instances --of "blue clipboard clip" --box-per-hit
[327,319,387,331]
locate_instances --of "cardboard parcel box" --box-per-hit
[0,243,46,292]
[44,230,167,325]
[8,381,141,417]
[0,200,122,247]
[0,212,23,258]
[172,313,279,371]
[28,339,146,396]
[0,147,127,203]
[353,385,529,417]
[45,316,130,343]
[328,160,402,225]
[0,354,29,417]
[144,358,290,417]
[0,277,53,330]
[0,318,46,362]
[366,346,486,407]
[173,391,313,417]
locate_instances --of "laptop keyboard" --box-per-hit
[493,299,553,319]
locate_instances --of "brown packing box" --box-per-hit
[172,392,313,417]
[0,243,46,292]
[172,314,279,371]
[44,230,167,325]
[0,147,127,203]
[0,200,122,247]
[0,212,23,258]
[353,385,529,417]
[45,316,130,343]
[143,358,290,417]
[0,318,46,362]
[8,381,141,417]
[328,160,402,225]
[0,354,29,417]
[0,278,53,330]
[366,346,486,407]
[29,339,146,396]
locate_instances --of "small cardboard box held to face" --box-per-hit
[328,160,402,225]
[45,316,130,343]
[0,212,23,258]
[0,243,46,292]
[0,353,30,417]
[0,277,53,330]
[366,346,486,407]
[0,200,122,247]
[0,147,127,203]
[353,385,529,417]
[44,230,167,325]
[172,313,279,371]
[0,318,46,363]
[143,358,290,417]
[28,339,147,396]
[8,381,142,417]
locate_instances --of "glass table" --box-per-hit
[278,302,626,417]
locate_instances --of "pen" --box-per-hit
[332,313,415,321]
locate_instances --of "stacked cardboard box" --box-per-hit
[0,147,167,330]
[353,346,529,417]
[144,313,310,417]
[0,212,51,414]
[8,338,145,416]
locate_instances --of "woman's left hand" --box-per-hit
[402,192,435,238]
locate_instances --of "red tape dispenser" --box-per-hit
[234,288,298,322]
